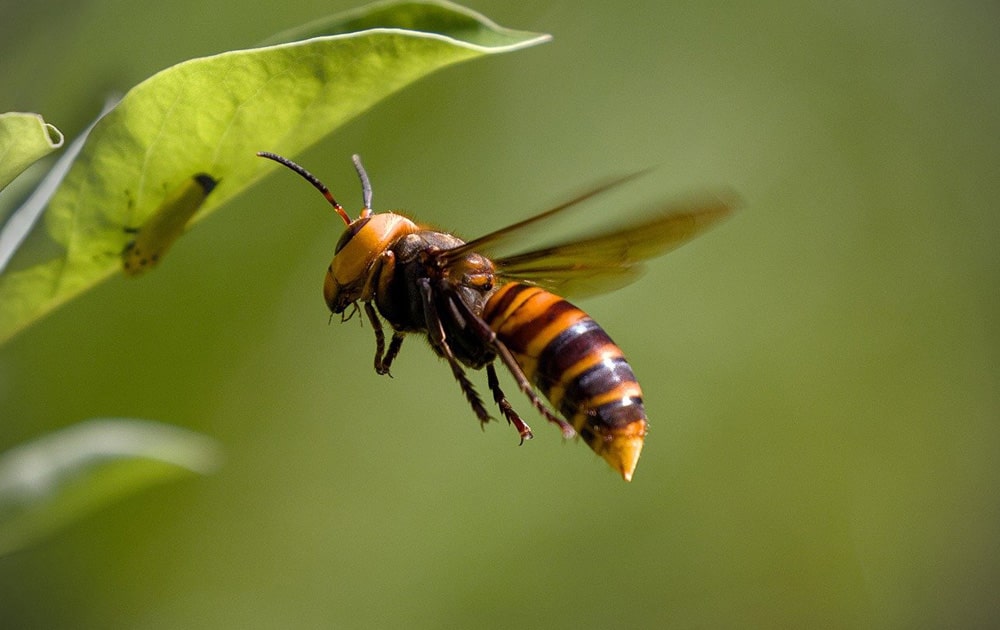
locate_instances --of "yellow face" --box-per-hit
[324,212,418,313]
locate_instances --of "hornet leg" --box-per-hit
[418,279,491,426]
[486,363,533,443]
[364,302,404,376]
[448,288,576,439]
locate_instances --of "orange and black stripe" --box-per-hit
[483,282,648,480]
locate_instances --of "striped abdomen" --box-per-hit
[482,282,648,480]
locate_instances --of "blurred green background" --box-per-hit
[1,0,998,627]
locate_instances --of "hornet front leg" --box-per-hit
[364,302,405,376]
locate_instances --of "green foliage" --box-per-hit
[0,112,63,190]
[0,419,221,556]
[0,0,549,344]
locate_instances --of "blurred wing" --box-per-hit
[439,171,650,265]
[492,193,737,297]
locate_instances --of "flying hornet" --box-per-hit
[258,151,735,481]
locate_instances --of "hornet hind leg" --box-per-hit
[446,286,577,440]
[486,363,533,443]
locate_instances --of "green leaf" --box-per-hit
[0,0,550,344]
[0,419,222,556]
[0,100,116,274]
[0,112,64,191]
